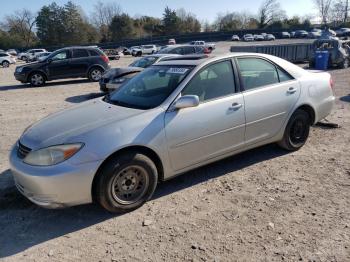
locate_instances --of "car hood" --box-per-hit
[20,98,143,149]
[103,67,143,79]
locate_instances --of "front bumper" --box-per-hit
[9,143,100,208]
[14,72,27,82]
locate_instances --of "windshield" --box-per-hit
[106,65,193,110]
[129,56,158,68]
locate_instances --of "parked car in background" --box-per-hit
[168,38,176,45]
[336,27,350,37]
[243,34,254,41]
[290,31,296,38]
[308,28,322,39]
[0,52,16,67]
[265,34,276,41]
[294,30,309,38]
[157,45,210,55]
[231,35,240,41]
[100,54,181,92]
[10,53,335,213]
[281,32,291,38]
[6,49,18,56]
[100,67,143,93]
[189,41,216,51]
[131,45,158,57]
[14,46,110,87]
[18,49,47,62]
[36,52,52,62]
[254,34,265,41]
[309,38,350,68]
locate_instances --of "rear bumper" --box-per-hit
[315,95,336,123]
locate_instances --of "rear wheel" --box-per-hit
[95,153,158,213]
[278,109,311,151]
[89,67,103,82]
[29,72,46,87]
[2,61,10,68]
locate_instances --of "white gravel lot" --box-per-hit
[0,40,349,262]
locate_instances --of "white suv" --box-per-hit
[18,49,47,62]
[0,52,16,67]
[132,45,157,56]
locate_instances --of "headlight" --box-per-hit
[16,67,24,73]
[24,143,84,166]
[111,77,126,84]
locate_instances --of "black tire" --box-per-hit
[340,58,349,69]
[29,72,46,87]
[278,109,311,151]
[95,153,158,213]
[2,61,10,68]
[309,61,315,68]
[88,67,103,82]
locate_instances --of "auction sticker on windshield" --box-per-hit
[167,68,189,74]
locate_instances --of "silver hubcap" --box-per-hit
[3,62,9,67]
[31,74,43,85]
[91,69,102,81]
[111,165,149,205]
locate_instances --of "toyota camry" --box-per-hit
[9,53,335,213]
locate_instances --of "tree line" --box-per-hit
[0,0,349,49]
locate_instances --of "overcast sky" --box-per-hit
[0,0,316,22]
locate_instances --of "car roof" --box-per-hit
[156,52,307,78]
[145,54,180,58]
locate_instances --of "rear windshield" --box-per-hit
[106,65,193,110]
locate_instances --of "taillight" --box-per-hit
[330,77,334,89]
[100,55,109,64]
[204,48,210,54]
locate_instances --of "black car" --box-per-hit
[14,46,110,87]
[99,54,180,92]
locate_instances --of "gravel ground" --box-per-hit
[0,41,349,262]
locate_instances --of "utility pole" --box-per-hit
[345,0,349,23]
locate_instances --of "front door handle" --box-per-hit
[229,103,243,110]
[287,87,297,94]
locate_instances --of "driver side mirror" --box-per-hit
[173,95,199,110]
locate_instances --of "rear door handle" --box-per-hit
[287,87,297,94]
[229,103,243,110]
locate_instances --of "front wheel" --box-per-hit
[89,67,103,82]
[278,109,310,151]
[29,72,46,87]
[95,153,158,213]
[2,61,10,68]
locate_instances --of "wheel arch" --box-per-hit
[91,145,164,201]
[294,104,316,125]
[27,70,48,82]
[87,64,106,76]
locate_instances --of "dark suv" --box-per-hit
[14,46,110,87]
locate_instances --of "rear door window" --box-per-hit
[236,57,280,90]
[73,49,89,58]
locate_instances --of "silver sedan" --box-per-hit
[9,53,335,213]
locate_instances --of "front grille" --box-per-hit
[17,142,31,159]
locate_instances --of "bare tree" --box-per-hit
[91,1,122,40]
[314,0,333,25]
[92,1,122,27]
[257,0,286,28]
[330,0,349,23]
[3,9,36,47]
